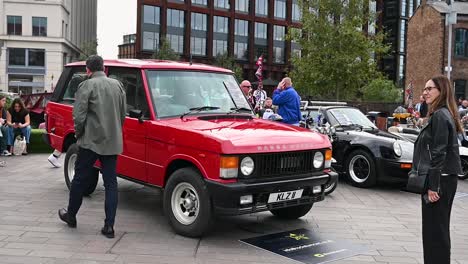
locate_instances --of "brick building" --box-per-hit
[406,0,468,100]
[118,34,137,59]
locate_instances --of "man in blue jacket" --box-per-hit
[272,77,302,125]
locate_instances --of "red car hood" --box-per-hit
[158,115,331,154]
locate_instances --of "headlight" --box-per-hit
[313,152,324,168]
[393,141,402,157]
[240,157,255,176]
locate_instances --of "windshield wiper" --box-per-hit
[180,106,220,119]
[228,107,252,114]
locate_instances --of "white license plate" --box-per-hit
[268,189,304,203]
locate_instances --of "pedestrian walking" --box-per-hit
[411,75,462,264]
[58,55,126,239]
[272,77,302,126]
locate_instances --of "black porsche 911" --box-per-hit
[302,104,414,188]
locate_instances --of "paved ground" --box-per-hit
[1,154,468,264]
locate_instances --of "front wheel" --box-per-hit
[459,157,468,180]
[163,167,213,237]
[324,170,338,195]
[345,149,377,188]
[64,143,99,196]
[270,204,313,219]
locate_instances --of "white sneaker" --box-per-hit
[48,154,62,168]
[2,150,11,156]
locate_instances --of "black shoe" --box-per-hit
[101,225,115,239]
[58,208,77,228]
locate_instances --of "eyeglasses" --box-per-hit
[242,85,252,88]
[423,86,437,92]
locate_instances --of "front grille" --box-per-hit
[254,150,323,178]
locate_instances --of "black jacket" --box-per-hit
[412,107,462,191]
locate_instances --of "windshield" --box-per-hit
[328,108,377,129]
[145,70,251,118]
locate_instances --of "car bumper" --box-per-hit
[205,171,336,216]
[376,158,412,183]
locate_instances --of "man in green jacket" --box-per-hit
[58,55,126,239]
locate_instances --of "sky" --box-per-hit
[97,0,137,59]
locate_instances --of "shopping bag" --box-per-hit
[13,136,26,156]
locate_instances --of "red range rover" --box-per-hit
[44,60,337,237]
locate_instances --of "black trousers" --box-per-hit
[422,175,457,264]
[68,147,118,226]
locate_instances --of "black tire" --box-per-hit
[345,149,377,188]
[324,169,338,195]
[64,143,99,196]
[163,167,213,237]
[459,157,468,180]
[270,204,313,219]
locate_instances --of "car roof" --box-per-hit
[66,59,233,74]
[303,105,355,111]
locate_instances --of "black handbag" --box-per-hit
[406,170,427,194]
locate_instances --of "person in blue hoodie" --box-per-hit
[272,77,302,125]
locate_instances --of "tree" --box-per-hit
[152,38,179,61]
[78,40,98,61]
[213,53,244,82]
[289,0,391,101]
[360,78,402,102]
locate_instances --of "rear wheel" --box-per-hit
[324,168,338,195]
[163,167,213,237]
[270,204,313,219]
[459,157,468,180]
[64,143,99,196]
[346,149,377,188]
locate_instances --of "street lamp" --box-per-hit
[446,0,457,80]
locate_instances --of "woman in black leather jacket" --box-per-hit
[412,75,463,264]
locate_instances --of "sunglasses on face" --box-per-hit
[242,85,252,88]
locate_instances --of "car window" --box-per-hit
[108,67,150,118]
[60,67,87,102]
[145,70,248,118]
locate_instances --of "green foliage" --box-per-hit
[152,38,179,61]
[289,0,390,101]
[78,40,98,61]
[213,53,244,82]
[29,129,53,153]
[360,78,402,103]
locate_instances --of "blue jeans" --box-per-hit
[68,147,118,226]
[6,126,31,145]
[0,126,7,152]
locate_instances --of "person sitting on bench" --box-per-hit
[6,98,31,155]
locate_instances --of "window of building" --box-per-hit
[28,49,45,66]
[399,20,406,53]
[254,22,268,61]
[401,0,407,17]
[143,32,160,51]
[235,0,249,13]
[292,0,301,22]
[214,0,230,9]
[143,5,160,24]
[368,1,377,35]
[8,48,26,66]
[455,28,468,57]
[213,16,229,56]
[398,55,405,83]
[234,19,249,60]
[142,6,160,51]
[274,0,286,20]
[191,13,207,56]
[192,0,207,6]
[8,48,45,67]
[32,17,47,36]
[256,0,268,16]
[167,9,185,54]
[7,16,22,35]
[290,28,302,58]
[409,0,414,17]
[455,80,466,99]
[273,25,285,63]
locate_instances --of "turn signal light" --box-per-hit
[400,163,412,169]
[220,156,239,168]
[325,149,332,160]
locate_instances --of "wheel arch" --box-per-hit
[164,155,208,188]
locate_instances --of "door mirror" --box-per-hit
[129,109,143,123]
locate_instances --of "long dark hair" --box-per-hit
[0,95,5,112]
[9,98,26,114]
[429,75,463,133]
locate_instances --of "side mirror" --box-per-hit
[129,109,144,123]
